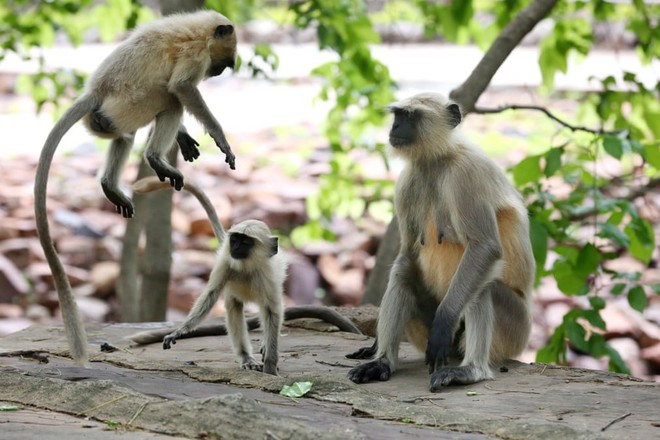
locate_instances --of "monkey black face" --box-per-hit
[389,109,418,148]
[208,57,235,77]
[229,233,279,260]
[230,233,255,260]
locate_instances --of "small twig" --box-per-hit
[484,384,542,395]
[601,412,632,432]
[314,360,356,368]
[398,395,446,403]
[127,402,148,426]
[266,430,283,440]
[76,394,127,416]
[257,399,299,407]
[473,104,626,136]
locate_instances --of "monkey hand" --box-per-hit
[177,131,200,162]
[240,356,263,372]
[146,155,185,191]
[425,315,453,373]
[347,359,391,383]
[213,137,236,170]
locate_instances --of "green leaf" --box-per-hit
[0,405,21,411]
[536,323,566,364]
[644,143,660,169]
[597,223,630,248]
[512,155,541,186]
[611,283,627,295]
[589,297,606,311]
[529,218,548,272]
[606,345,631,374]
[625,219,655,264]
[544,147,562,177]
[566,320,588,352]
[627,286,648,312]
[575,243,601,277]
[280,381,314,398]
[603,136,623,159]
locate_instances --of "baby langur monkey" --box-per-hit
[347,93,535,391]
[34,10,237,367]
[128,177,361,375]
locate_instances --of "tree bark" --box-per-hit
[362,0,559,305]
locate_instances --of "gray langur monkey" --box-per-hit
[34,10,237,367]
[128,177,362,375]
[347,93,534,391]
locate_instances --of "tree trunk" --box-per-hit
[361,0,559,305]
[118,0,203,321]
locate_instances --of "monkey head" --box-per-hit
[207,19,237,78]
[387,93,462,158]
[227,220,278,263]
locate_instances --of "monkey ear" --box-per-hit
[446,103,462,128]
[268,237,279,257]
[214,24,234,38]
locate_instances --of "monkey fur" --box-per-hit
[33,10,238,367]
[347,93,534,391]
[128,177,362,374]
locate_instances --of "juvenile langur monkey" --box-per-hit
[34,10,237,367]
[347,93,534,391]
[128,177,361,375]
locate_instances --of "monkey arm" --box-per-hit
[168,80,235,169]
[425,201,503,368]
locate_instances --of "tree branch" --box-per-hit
[449,0,559,113]
[473,104,626,136]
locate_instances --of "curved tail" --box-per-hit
[34,94,98,367]
[132,177,226,241]
[129,305,362,345]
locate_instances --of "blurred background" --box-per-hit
[0,0,658,379]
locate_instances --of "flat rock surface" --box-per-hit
[1,316,659,440]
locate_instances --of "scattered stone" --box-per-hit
[89,261,120,298]
[0,303,23,319]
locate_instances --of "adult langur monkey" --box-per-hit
[128,177,362,375]
[347,93,534,391]
[34,10,238,367]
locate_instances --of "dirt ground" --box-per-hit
[0,309,658,440]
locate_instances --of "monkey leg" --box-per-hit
[101,133,136,218]
[348,253,417,384]
[225,296,261,371]
[260,299,282,376]
[176,125,200,162]
[490,281,532,362]
[145,108,185,190]
[430,287,494,391]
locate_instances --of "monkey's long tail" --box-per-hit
[34,94,99,367]
[132,177,226,241]
[129,305,363,345]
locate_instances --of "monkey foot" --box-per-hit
[101,183,134,218]
[162,332,181,350]
[147,156,184,191]
[346,344,377,360]
[347,359,391,383]
[429,365,486,391]
[240,357,263,372]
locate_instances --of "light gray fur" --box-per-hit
[34,11,237,366]
[163,219,286,375]
[349,92,534,390]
